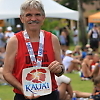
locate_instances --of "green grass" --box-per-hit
[65,72,93,93]
[0,85,14,100]
[0,73,93,100]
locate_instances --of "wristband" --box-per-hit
[57,64,64,75]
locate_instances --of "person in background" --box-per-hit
[0,45,6,67]
[73,27,79,46]
[15,24,22,33]
[81,47,88,60]
[61,49,65,60]
[91,75,100,100]
[59,29,68,51]
[88,24,100,52]
[0,27,6,50]
[85,44,93,53]
[4,26,14,43]
[81,52,93,80]
[89,54,100,79]
[52,26,60,38]
[55,75,91,100]
[62,50,81,73]
[3,0,65,100]
[72,45,82,60]
[55,75,73,100]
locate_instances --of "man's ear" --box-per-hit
[20,15,24,23]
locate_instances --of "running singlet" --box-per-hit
[13,30,58,94]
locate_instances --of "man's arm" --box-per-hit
[3,36,23,93]
[48,34,65,76]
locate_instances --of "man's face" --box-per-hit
[20,8,45,31]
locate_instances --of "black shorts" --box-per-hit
[14,90,59,100]
[90,39,99,49]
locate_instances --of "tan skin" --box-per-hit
[3,8,63,99]
[82,55,93,77]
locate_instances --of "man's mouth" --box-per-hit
[28,20,40,24]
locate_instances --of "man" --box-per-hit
[62,50,81,73]
[0,27,5,49]
[89,53,100,79]
[15,24,22,33]
[81,52,93,80]
[88,24,100,52]
[3,0,64,100]
[4,26,14,43]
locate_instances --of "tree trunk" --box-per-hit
[77,0,87,47]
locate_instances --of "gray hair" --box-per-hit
[20,0,45,16]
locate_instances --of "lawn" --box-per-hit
[65,72,93,93]
[0,72,93,100]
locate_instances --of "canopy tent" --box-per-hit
[0,0,79,20]
[88,12,100,23]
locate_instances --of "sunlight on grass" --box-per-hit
[65,72,93,93]
[0,85,14,100]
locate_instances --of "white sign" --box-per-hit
[22,67,52,96]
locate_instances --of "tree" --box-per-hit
[59,0,94,11]
[77,0,87,46]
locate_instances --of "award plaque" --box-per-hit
[22,67,52,96]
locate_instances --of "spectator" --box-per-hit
[81,47,88,60]
[85,44,93,52]
[0,27,6,49]
[55,75,91,99]
[15,24,22,33]
[73,27,79,45]
[88,24,100,52]
[59,29,67,51]
[4,26,14,43]
[62,50,81,73]
[55,75,73,100]
[72,45,82,60]
[0,45,6,67]
[89,53,100,79]
[0,67,8,85]
[91,75,100,100]
[81,52,93,80]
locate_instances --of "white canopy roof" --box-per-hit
[0,0,79,20]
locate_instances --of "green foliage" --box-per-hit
[41,18,67,32]
[42,18,59,31]
[59,0,94,10]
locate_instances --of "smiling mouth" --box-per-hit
[28,20,40,24]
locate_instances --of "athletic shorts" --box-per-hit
[14,90,59,100]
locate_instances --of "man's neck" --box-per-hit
[25,29,41,42]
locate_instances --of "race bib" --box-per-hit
[22,67,52,96]
[92,33,98,38]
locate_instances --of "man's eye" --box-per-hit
[25,14,32,17]
[35,13,41,16]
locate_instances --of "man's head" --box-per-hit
[65,50,73,56]
[6,26,12,32]
[86,52,93,59]
[20,0,45,31]
[93,53,100,63]
[20,0,45,16]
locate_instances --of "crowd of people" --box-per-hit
[0,0,100,100]
[0,25,22,85]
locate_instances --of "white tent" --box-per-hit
[0,0,79,20]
